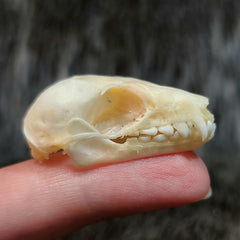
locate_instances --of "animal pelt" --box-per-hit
[0,0,239,239]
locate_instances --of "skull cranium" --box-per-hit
[23,75,216,167]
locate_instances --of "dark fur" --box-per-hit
[0,0,239,239]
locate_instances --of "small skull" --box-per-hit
[23,75,216,167]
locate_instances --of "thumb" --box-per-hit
[0,151,210,240]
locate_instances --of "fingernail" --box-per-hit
[203,187,212,200]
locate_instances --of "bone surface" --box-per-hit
[23,75,216,167]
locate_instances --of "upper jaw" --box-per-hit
[108,115,216,145]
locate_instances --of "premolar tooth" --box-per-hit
[171,132,180,140]
[129,131,139,137]
[138,136,151,142]
[153,134,167,142]
[140,127,158,136]
[173,122,189,138]
[194,117,208,141]
[158,125,174,136]
[188,128,193,136]
[187,121,193,128]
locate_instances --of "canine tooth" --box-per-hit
[171,132,180,140]
[211,123,216,138]
[158,125,174,136]
[129,131,139,137]
[207,121,213,130]
[138,136,151,142]
[153,134,167,142]
[140,127,158,136]
[173,122,189,138]
[194,117,208,141]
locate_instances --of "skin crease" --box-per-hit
[0,151,210,240]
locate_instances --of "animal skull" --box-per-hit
[23,75,216,167]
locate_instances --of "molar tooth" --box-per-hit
[158,125,174,136]
[153,134,167,142]
[129,131,139,137]
[138,136,151,142]
[171,132,180,140]
[194,117,208,141]
[129,137,138,141]
[140,127,158,136]
[173,122,189,138]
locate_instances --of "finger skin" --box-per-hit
[0,152,210,240]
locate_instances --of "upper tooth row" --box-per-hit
[129,119,216,141]
[139,125,175,136]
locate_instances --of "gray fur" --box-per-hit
[0,0,239,239]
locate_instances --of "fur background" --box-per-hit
[0,0,239,239]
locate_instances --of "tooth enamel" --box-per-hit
[158,125,174,136]
[173,122,189,138]
[129,131,140,136]
[188,128,193,136]
[129,137,138,141]
[207,121,216,138]
[211,123,216,138]
[140,127,158,136]
[138,136,151,142]
[187,121,193,128]
[194,117,208,141]
[207,121,213,131]
[153,134,167,142]
[171,132,180,140]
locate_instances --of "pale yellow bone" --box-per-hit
[23,75,216,167]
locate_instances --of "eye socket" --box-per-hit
[89,84,148,134]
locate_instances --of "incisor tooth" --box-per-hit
[140,127,158,136]
[138,136,151,142]
[194,117,208,141]
[158,125,174,136]
[173,122,189,138]
[153,134,167,142]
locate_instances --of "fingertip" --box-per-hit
[0,151,211,240]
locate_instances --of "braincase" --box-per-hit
[23,78,100,145]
